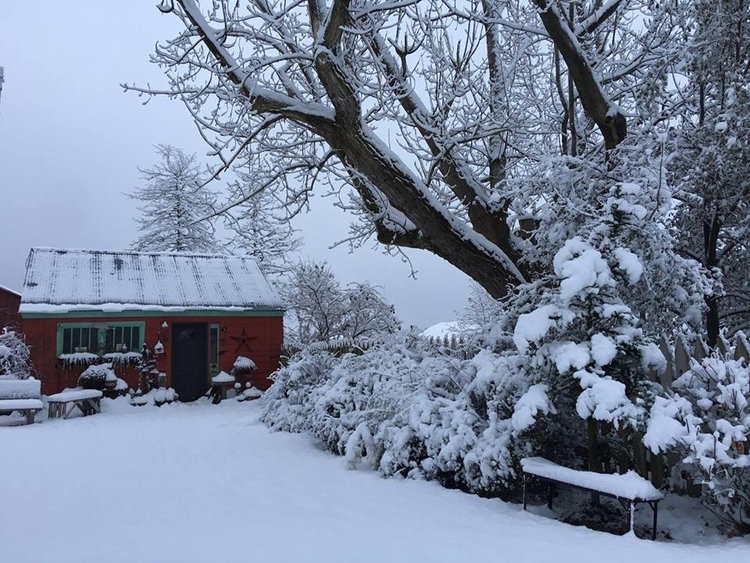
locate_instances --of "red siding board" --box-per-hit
[0,287,22,330]
[22,314,283,396]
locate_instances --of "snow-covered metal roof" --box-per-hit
[19,248,283,313]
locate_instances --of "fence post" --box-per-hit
[674,336,691,377]
[658,335,675,388]
[734,332,749,365]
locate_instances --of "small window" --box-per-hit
[60,326,99,354]
[58,322,145,356]
[105,325,141,353]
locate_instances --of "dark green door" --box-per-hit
[172,323,208,402]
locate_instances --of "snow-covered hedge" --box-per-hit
[262,338,550,497]
[644,356,750,534]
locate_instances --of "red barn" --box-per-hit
[0,284,22,330]
[19,248,284,399]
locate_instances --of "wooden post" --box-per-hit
[650,451,664,488]
[547,483,554,510]
[734,332,750,365]
[588,419,601,505]
[633,433,647,478]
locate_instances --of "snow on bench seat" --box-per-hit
[0,378,42,400]
[47,390,103,403]
[0,398,44,411]
[0,397,44,425]
[520,457,663,501]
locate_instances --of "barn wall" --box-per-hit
[0,287,22,330]
[21,314,283,396]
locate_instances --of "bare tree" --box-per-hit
[222,160,303,275]
[669,0,750,344]
[126,0,677,300]
[281,260,399,345]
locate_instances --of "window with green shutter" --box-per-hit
[57,322,146,356]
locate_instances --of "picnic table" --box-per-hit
[47,389,103,419]
[0,378,43,425]
[520,457,663,540]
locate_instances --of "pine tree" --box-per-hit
[128,145,219,253]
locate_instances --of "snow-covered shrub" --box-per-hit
[263,349,341,433]
[0,330,33,380]
[135,348,159,393]
[263,337,550,497]
[231,356,257,388]
[237,382,262,402]
[130,387,178,407]
[78,363,117,390]
[644,356,750,534]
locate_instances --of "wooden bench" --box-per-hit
[521,457,663,540]
[0,378,43,425]
[47,389,103,419]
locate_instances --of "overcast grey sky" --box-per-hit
[0,1,473,329]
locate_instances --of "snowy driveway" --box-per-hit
[1,400,747,563]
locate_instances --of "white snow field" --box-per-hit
[1,400,748,563]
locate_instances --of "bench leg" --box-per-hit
[547,483,554,510]
[628,500,634,535]
[652,501,658,540]
[523,474,527,511]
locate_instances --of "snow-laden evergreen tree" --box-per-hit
[281,260,399,346]
[128,144,219,253]
[508,179,677,470]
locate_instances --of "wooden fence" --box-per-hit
[625,332,750,490]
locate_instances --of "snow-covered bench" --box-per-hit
[0,378,43,425]
[47,389,103,419]
[520,457,663,540]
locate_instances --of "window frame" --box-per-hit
[57,321,146,356]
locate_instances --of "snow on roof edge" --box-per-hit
[0,284,21,297]
[19,303,284,314]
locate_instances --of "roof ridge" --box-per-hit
[29,247,259,260]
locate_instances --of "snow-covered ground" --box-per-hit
[1,400,748,563]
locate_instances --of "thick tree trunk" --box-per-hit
[703,210,722,348]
